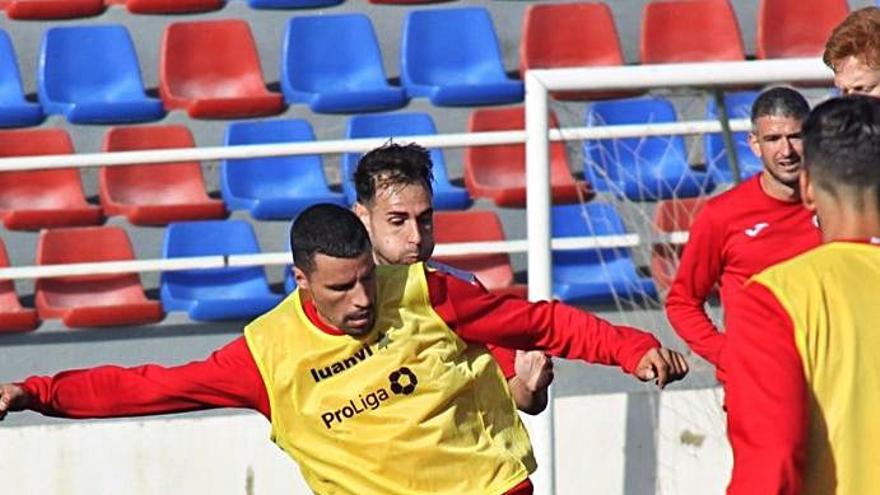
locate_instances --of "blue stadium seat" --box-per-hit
[248,0,342,8]
[705,91,762,183]
[0,31,43,128]
[551,203,657,304]
[38,25,164,125]
[343,112,472,210]
[401,7,523,106]
[221,119,346,219]
[584,97,715,201]
[161,220,283,321]
[281,14,406,113]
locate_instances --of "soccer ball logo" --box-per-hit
[388,367,418,395]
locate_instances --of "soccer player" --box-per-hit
[352,142,552,414]
[725,95,880,494]
[665,87,821,382]
[0,204,687,495]
[824,7,880,97]
[0,204,688,495]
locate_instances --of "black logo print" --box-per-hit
[388,367,418,395]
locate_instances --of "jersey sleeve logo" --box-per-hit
[744,222,769,238]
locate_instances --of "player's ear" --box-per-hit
[353,202,371,233]
[800,169,816,211]
[747,131,761,158]
[293,266,310,291]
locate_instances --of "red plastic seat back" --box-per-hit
[641,0,745,63]
[466,106,573,188]
[0,238,20,310]
[651,197,708,292]
[0,129,88,212]
[757,0,849,59]
[37,226,136,283]
[5,0,104,19]
[160,20,271,101]
[433,210,516,291]
[126,0,222,14]
[101,125,208,206]
[520,2,624,74]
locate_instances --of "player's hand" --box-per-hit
[514,350,554,392]
[634,348,689,389]
[0,383,29,421]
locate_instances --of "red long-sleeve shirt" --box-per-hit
[723,281,807,494]
[665,175,820,379]
[20,268,660,494]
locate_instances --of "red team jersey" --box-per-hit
[665,175,821,378]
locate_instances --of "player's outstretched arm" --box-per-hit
[429,270,689,386]
[0,337,269,421]
[0,382,30,421]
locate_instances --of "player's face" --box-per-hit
[295,252,377,336]
[834,56,880,97]
[749,114,804,187]
[355,182,434,266]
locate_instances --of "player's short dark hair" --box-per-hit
[751,87,810,127]
[802,95,880,197]
[354,142,434,205]
[291,203,371,274]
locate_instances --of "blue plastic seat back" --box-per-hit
[222,119,332,199]
[0,31,31,106]
[342,112,454,203]
[705,91,763,181]
[163,220,267,286]
[249,0,343,8]
[402,7,509,86]
[39,25,150,104]
[551,203,632,268]
[584,97,690,188]
[282,14,389,94]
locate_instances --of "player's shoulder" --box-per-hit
[426,260,480,287]
[705,175,760,210]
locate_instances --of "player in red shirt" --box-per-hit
[352,142,553,414]
[666,87,822,382]
[0,204,688,495]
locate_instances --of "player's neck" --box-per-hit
[818,202,880,243]
[760,172,800,202]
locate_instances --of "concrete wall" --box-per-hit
[0,388,730,495]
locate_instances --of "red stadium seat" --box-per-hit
[101,125,225,225]
[0,129,102,231]
[3,0,103,19]
[160,20,284,119]
[116,0,222,14]
[520,2,637,100]
[370,0,450,3]
[651,197,708,293]
[0,238,38,333]
[433,210,526,298]
[757,0,849,59]
[641,0,745,63]
[35,226,163,328]
[464,106,590,208]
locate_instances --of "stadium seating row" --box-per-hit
[1,0,851,125]
[0,0,478,19]
[0,200,665,331]
[0,9,521,125]
[0,93,760,233]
